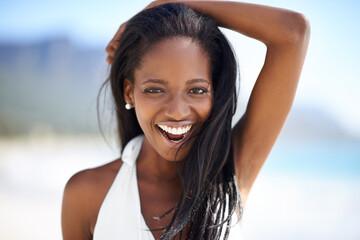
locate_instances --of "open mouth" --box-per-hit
[156,124,192,144]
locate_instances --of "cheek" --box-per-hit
[133,97,153,124]
[132,93,163,133]
[195,97,213,120]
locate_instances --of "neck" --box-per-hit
[137,137,185,183]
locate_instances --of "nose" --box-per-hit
[164,93,191,120]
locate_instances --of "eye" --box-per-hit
[189,87,208,95]
[144,88,163,94]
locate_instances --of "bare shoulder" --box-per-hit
[61,159,123,240]
[65,158,123,193]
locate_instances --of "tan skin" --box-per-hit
[62,1,310,239]
[128,37,213,238]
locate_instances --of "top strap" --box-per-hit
[121,135,144,166]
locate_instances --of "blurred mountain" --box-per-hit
[0,37,109,136]
[0,37,356,141]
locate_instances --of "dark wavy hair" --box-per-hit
[99,3,242,239]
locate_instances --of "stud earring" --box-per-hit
[125,103,133,110]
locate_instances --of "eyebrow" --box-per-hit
[186,78,210,85]
[141,79,167,85]
[141,78,210,85]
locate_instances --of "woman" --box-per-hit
[62,1,310,239]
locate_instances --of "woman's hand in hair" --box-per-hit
[106,21,127,64]
[105,1,172,64]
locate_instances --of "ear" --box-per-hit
[124,78,134,105]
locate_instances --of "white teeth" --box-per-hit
[157,124,192,135]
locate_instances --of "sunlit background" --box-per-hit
[0,0,359,239]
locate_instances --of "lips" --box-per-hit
[156,123,193,144]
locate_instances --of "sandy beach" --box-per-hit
[0,135,359,239]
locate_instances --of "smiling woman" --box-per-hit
[127,37,213,161]
[61,1,310,240]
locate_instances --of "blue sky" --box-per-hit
[1,0,360,136]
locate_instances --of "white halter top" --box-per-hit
[93,135,242,239]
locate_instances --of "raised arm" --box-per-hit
[169,1,310,203]
[106,0,310,204]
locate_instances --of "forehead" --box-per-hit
[134,37,211,85]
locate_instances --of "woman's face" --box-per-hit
[124,37,213,161]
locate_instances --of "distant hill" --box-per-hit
[0,37,108,136]
[0,37,355,141]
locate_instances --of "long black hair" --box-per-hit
[100,3,242,239]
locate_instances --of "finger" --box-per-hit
[106,40,119,54]
[106,47,117,59]
[114,27,125,38]
[106,55,113,65]
[105,43,115,55]
[105,21,128,64]
[145,0,170,10]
